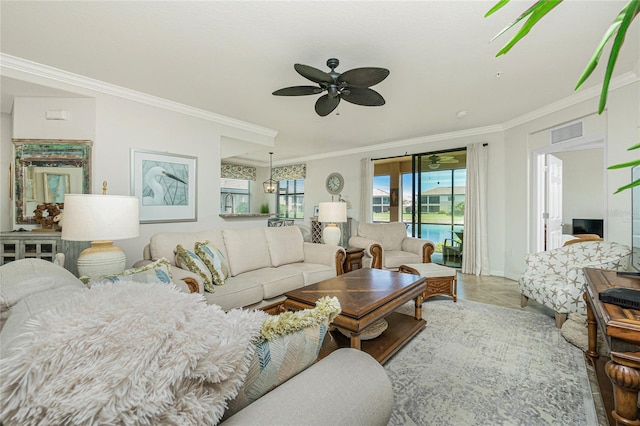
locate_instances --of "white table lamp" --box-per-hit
[318,202,347,246]
[61,193,139,277]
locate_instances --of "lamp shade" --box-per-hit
[61,194,140,242]
[318,202,347,224]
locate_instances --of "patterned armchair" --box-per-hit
[519,241,631,328]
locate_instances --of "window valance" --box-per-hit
[221,163,256,181]
[272,163,306,180]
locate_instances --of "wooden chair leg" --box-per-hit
[520,294,529,308]
[555,312,568,328]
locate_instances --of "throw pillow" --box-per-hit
[224,296,341,418]
[80,258,173,288]
[175,244,214,292]
[194,240,230,287]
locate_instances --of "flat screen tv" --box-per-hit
[572,218,604,238]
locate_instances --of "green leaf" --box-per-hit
[614,179,640,194]
[574,19,622,91]
[608,159,640,170]
[495,1,563,57]
[627,143,640,151]
[485,0,511,18]
[598,1,640,113]
[489,2,539,44]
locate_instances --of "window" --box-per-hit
[373,175,391,221]
[220,178,250,214]
[278,179,304,219]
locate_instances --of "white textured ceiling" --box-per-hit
[1,1,638,164]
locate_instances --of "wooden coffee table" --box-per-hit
[284,268,426,364]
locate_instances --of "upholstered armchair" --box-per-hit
[519,241,631,328]
[349,222,435,270]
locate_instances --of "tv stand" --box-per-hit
[584,268,640,426]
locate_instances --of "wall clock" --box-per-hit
[326,172,344,195]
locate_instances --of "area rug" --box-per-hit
[386,299,598,426]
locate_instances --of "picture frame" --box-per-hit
[43,172,70,203]
[130,149,197,223]
[313,205,319,217]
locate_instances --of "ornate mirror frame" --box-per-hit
[13,139,92,225]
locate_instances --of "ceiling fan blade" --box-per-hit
[338,67,389,87]
[341,87,385,106]
[315,94,340,116]
[294,64,333,84]
[272,86,323,96]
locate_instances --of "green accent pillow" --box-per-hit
[224,296,341,418]
[175,244,214,292]
[80,258,173,288]
[194,241,230,287]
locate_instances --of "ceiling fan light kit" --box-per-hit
[273,58,389,117]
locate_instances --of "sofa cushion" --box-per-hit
[149,230,226,266]
[203,276,264,311]
[265,226,305,267]
[223,228,271,276]
[195,241,230,286]
[279,263,336,285]
[358,222,407,251]
[175,245,214,292]
[384,250,421,269]
[224,296,341,418]
[237,268,305,299]
[0,259,85,331]
[80,258,173,287]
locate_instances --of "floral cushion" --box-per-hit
[175,245,213,292]
[81,258,173,287]
[223,296,341,418]
[194,241,230,288]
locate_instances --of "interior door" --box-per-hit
[545,154,563,250]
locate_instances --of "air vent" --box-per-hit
[550,121,583,144]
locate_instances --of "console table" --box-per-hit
[0,231,89,277]
[583,268,640,426]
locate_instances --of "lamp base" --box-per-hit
[322,224,342,246]
[77,241,127,277]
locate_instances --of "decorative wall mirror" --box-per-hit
[13,139,92,225]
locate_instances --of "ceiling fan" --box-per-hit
[427,154,459,170]
[272,58,390,117]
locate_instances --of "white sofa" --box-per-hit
[349,222,435,270]
[0,259,394,426]
[136,226,346,311]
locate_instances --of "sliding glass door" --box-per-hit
[408,150,466,267]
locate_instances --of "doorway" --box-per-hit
[530,136,606,253]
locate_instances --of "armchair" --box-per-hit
[349,222,434,270]
[518,241,631,328]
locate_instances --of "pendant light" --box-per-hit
[263,152,277,193]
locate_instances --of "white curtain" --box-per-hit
[359,157,373,224]
[462,143,490,275]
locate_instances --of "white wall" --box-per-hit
[0,113,12,230]
[554,149,604,228]
[13,98,96,140]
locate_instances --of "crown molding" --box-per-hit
[0,53,278,139]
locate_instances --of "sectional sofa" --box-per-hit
[135,226,346,311]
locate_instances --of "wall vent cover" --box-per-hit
[550,121,583,144]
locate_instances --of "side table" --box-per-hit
[344,247,364,273]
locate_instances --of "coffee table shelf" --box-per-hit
[319,312,425,364]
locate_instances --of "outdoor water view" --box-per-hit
[373,168,466,265]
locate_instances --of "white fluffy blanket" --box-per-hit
[0,282,267,425]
